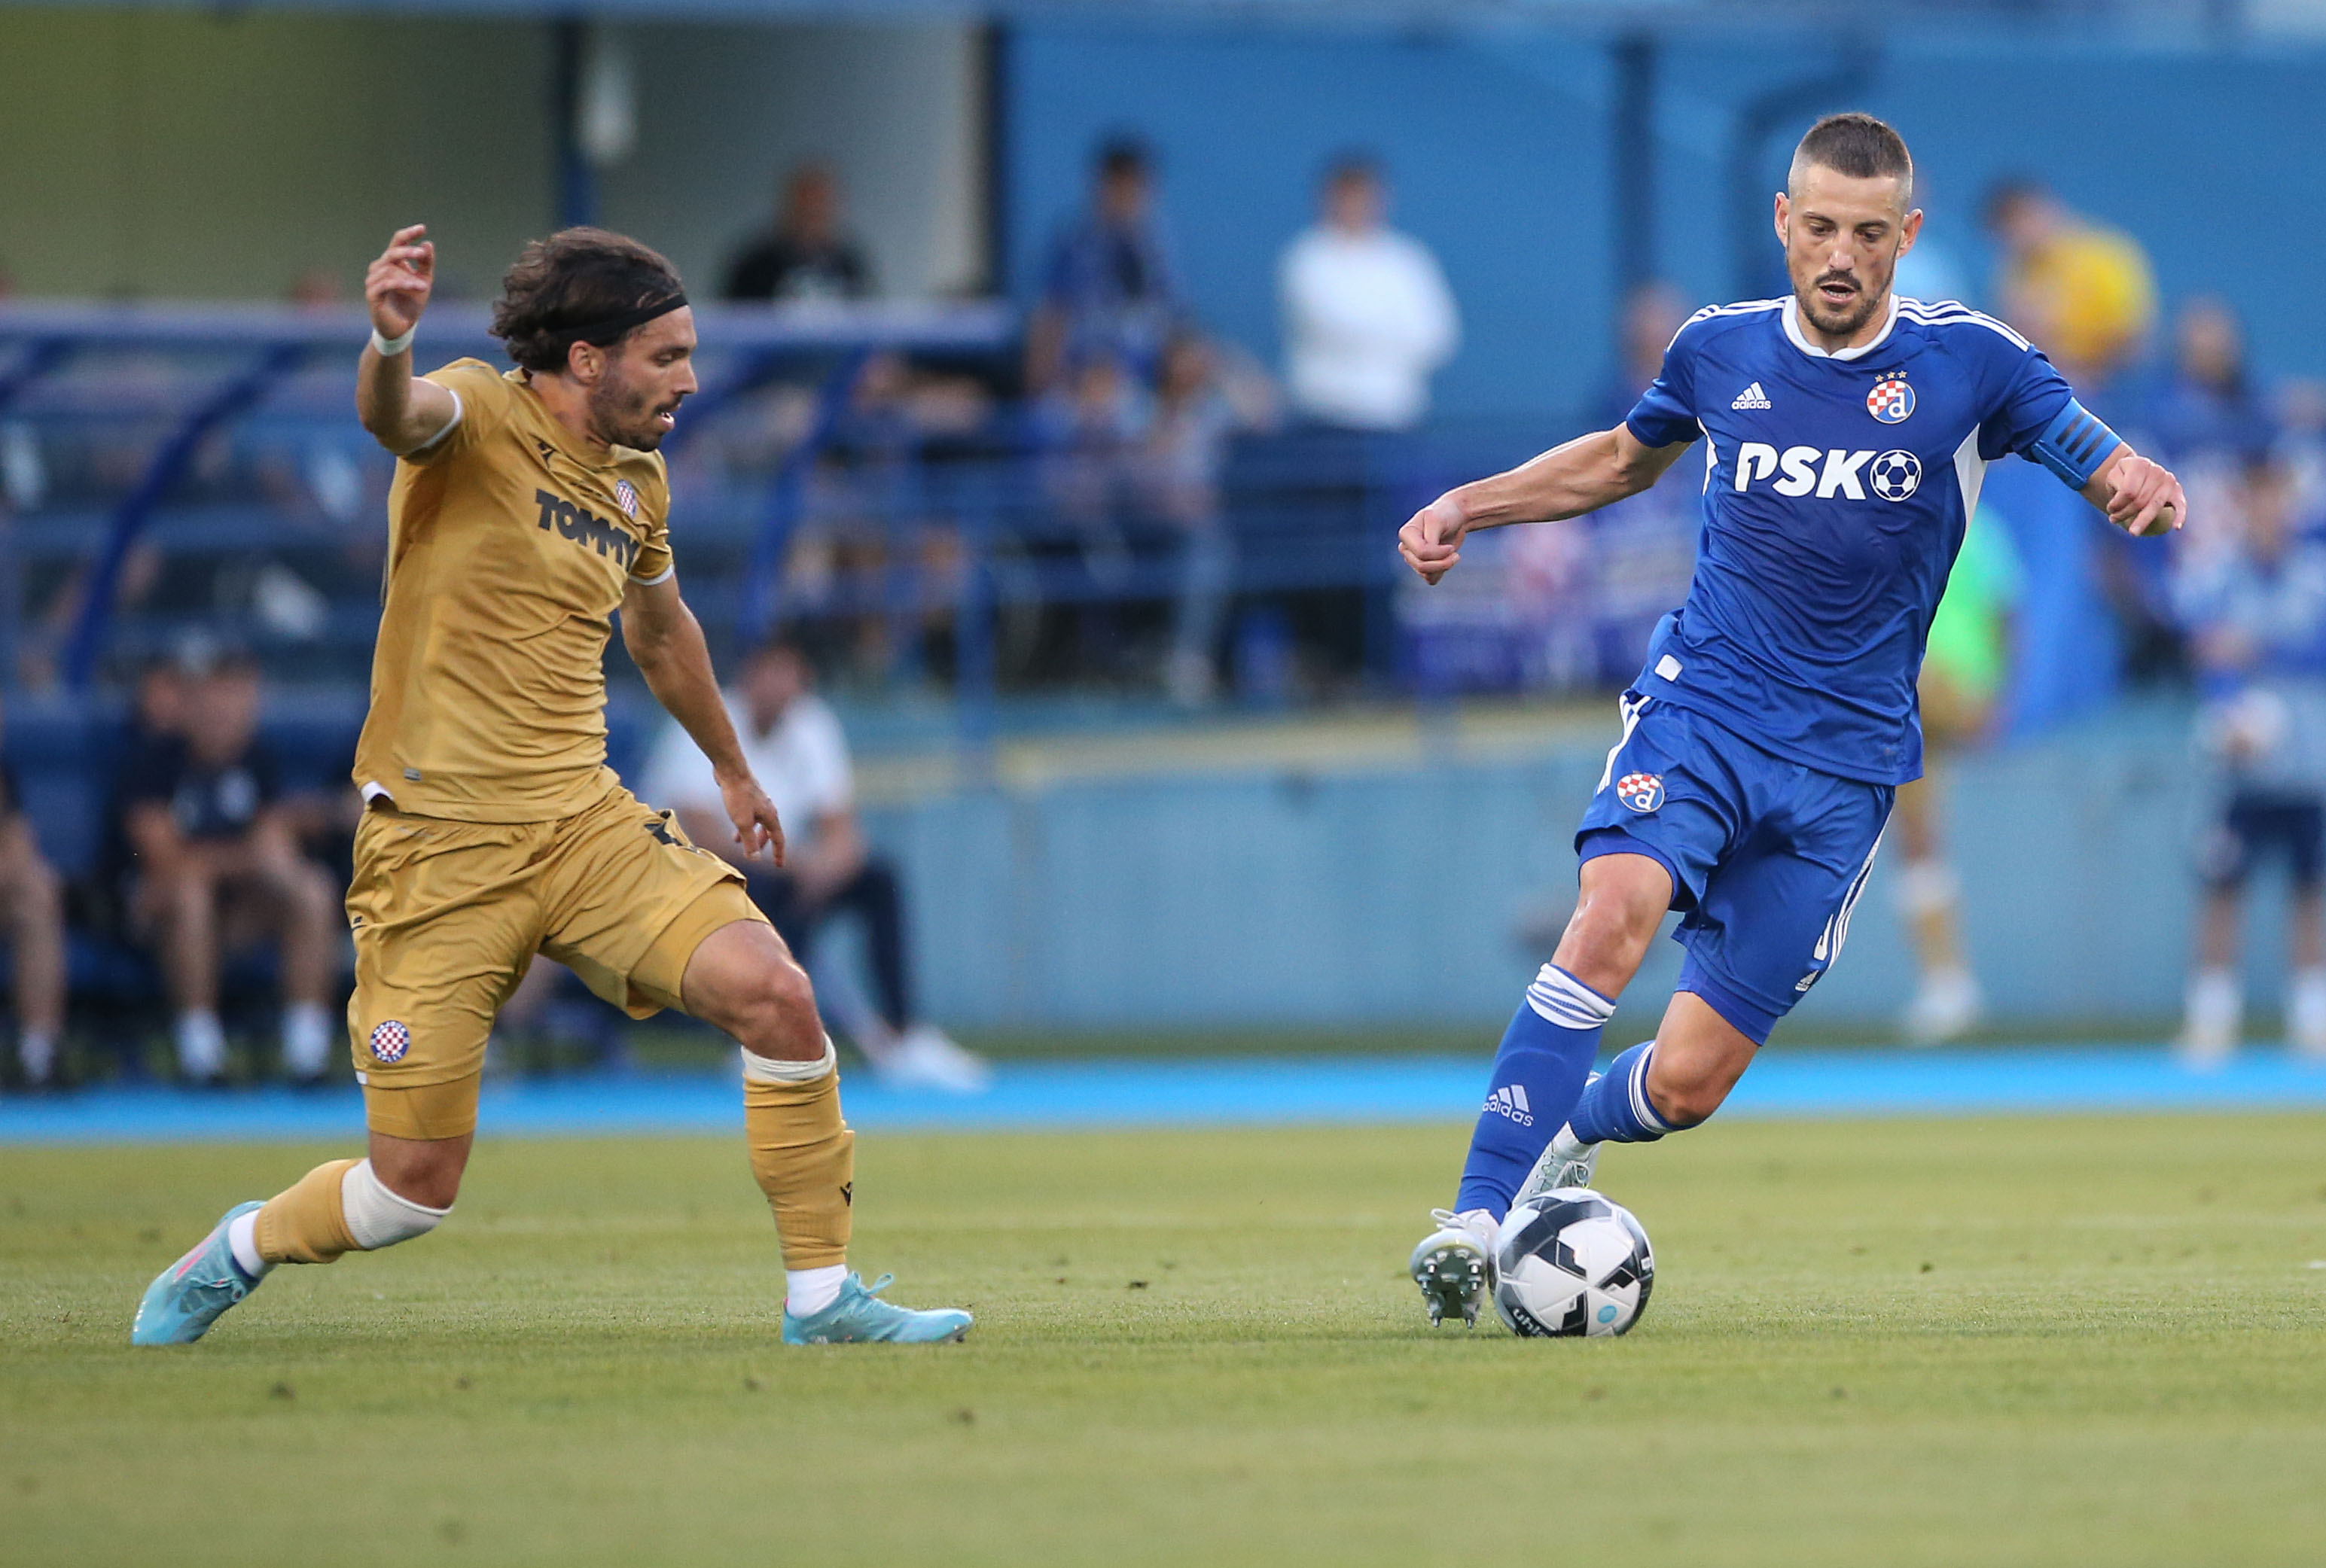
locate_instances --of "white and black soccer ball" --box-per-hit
[1869,449,1922,502]
[1491,1189,1654,1338]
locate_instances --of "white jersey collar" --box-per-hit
[1782,291,1900,362]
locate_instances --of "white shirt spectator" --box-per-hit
[642,693,853,852]
[1278,224,1459,431]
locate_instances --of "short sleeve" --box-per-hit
[1976,336,2077,464]
[628,460,674,584]
[1623,317,1706,449]
[639,715,721,813]
[800,701,855,816]
[404,359,519,465]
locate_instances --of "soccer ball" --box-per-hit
[1869,449,1922,501]
[1491,1189,1654,1338]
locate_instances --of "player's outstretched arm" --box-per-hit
[1398,424,1690,585]
[355,224,460,457]
[621,575,787,866]
[2083,443,2186,537]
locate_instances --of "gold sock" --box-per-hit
[252,1158,362,1265]
[742,1054,855,1271]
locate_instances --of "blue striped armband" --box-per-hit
[2029,399,2121,489]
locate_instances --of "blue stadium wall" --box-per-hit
[1004,25,2326,421]
[868,705,2247,1034]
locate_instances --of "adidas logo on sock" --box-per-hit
[1483,1084,1535,1126]
[1731,381,1772,410]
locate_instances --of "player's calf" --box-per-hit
[131,1158,450,1344]
[1544,995,1757,1177]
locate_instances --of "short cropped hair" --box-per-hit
[1790,112,1914,206]
[1096,135,1151,182]
[491,227,686,373]
[1323,150,1382,190]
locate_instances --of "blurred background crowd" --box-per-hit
[6,0,2326,1089]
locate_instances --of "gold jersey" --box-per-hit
[352,359,675,823]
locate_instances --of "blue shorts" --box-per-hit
[1574,693,1894,1045]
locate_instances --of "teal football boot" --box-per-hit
[132,1201,266,1346]
[782,1273,971,1344]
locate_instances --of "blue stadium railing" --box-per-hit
[0,300,1543,757]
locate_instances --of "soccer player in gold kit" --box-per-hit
[133,225,971,1345]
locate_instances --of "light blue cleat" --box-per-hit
[782,1272,971,1344]
[132,1201,265,1346]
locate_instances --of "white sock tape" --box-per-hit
[340,1158,450,1250]
[741,1035,837,1085]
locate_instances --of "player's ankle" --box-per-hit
[786,1264,848,1316]
[226,1209,272,1279]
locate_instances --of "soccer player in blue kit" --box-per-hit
[1401,113,2187,1326]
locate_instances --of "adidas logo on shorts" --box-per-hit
[1731,381,1773,410]
[1483,1084,1535,1126]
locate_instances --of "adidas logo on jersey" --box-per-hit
[1483,1085,1535,1126]
[1730,382,1773,410]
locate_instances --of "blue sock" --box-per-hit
[1565,1040,1676,1146]
[1453,966,1614,1219]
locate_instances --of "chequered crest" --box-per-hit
[369,1020,411,1063]
[1614,772,1664,813]
[1867,377,1915,424]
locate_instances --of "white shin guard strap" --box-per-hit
[741,1035,838,1085]
[340,1158,450,1250]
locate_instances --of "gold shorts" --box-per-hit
[346,778,768,1137]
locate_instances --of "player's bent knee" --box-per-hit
[734,958,819,1052]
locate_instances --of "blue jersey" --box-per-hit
[1624,294,2078,784]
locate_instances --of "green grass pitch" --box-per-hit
[5,1113,2324,1566]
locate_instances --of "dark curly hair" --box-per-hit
[490,227,686,373]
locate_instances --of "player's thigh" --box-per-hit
[1680,776,1889,1042]
[1571,694,1739,921]
[346,807,547,1137]
[535,784,766,1019]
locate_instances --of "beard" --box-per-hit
[1797,268,1885,339]
[590,370,678,451]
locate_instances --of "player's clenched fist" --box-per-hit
[2103,452,2186,538]
[1399,494,1471,585]
[366,224,435,340]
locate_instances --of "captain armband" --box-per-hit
[2029,399,2122,490]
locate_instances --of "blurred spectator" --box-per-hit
[642,636,990,1092]
[1138,332,1278,704]
[288,266,345,310]
[1276,154,1459,432]
[1983,178,2157,387]
[1036,348,1148,613]
[1894,504,2023,1045]
[1597,280,1690,428]
[0,694,66,1088]
[117,650,341,1084]
[2175,448,2326,1065]
[1026,136,1180,397]
[2145,297,2267,462]
[724,161,873,304]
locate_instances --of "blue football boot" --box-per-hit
[782,1272,971,1344]
[132,1201,266,1346]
